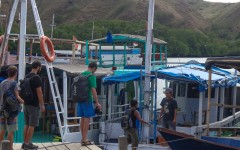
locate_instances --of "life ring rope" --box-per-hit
[40,36,55,62]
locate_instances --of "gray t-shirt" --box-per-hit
[0,80,18,110]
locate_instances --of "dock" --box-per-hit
[13,142,102,150]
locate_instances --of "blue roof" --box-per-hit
[157,64,240,91]
[103,64,240,92]
[103,71,156,85]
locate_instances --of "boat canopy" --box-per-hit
[102,71,156,85]
[205,56,240,71]
[103,64,240,91]
[157,64,240,91]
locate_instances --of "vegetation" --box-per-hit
[14,20,238,57]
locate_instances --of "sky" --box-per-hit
[204,0,240,3]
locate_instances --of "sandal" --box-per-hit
[81,141,92,146]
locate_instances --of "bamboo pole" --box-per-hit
[206,69,212,136]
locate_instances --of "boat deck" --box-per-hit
[13,142,102,150]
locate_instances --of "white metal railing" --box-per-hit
[196,111,240,134]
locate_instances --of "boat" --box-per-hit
[158,128,240,150]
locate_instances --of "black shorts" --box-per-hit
[24,105,40,127]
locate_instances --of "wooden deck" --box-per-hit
[13,142,102,150]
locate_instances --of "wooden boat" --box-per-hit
[158,128,240,150]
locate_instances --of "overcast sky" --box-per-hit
[204,0,240,3]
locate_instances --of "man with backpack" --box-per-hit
[121,100,149,150]
[0,66,24,150]
[72,62,101,145]
[21,61,45,150]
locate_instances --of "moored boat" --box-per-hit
[158,128,240,150]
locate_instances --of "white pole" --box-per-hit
[198,92,204,126]
[143,0,155,142]
[63,72,68,135]
[18,0,27,81]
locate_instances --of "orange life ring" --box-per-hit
[40,36,55,62]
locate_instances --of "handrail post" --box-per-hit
[85,40,89,65]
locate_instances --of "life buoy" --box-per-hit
[40,36,55,62]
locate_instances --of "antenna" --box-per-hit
[50,14,56,38]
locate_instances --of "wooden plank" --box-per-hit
[35,143,45,148]
[46,146,58,150]
[78,146,90,150]
[65,143,82,150]
[86,145,102,150]
[42,142,54,147]
[55,144,69,150]
[13,143,22,150]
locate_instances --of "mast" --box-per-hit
[143,0,155,142]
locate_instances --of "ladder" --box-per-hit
[1,0,65,139]
[30,0,65,139]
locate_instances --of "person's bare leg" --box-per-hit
[7,132,14,150]
[0,130,5,141]
[25,126,35,144]
[24,125,28,143]
[80,118,84,141]
[82,117,90,142]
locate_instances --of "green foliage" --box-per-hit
[3,20,240,57]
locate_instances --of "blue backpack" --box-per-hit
[1,81,22,118]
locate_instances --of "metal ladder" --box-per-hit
[0,0,65,139]
[30,0,65,139]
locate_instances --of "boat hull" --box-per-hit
[158,128,239,150]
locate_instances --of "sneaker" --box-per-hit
[24,143,38,150]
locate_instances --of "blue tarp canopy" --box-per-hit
[103,64,240,91]
[157,64,240,91]
[103,72,156,85]
[103,72,141,85]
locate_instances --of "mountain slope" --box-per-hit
[1,0,240,33]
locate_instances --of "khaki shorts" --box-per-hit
[0,117,18,132]
[124,128,139,149]
[24,105,40,127]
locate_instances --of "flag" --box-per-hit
[106,31,113,43]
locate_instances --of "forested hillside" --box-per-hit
[0,0,240,56]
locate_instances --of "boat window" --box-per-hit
[205,88,215,98]
[177,83,186,97]
[187,83,199,98]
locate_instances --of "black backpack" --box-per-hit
[20,74,36,103]
[71,74,93,103]
[1,81,22,118]
[121,109,135,130]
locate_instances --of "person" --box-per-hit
[77,62,102,145]
[22,61,45,150]
[159,88,178,130]
[124,100,149,150]
[0,66,24,150]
